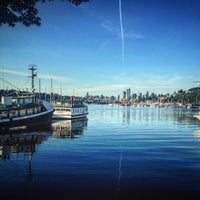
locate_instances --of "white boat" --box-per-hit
[52,97,88,119]
[0,66,54,131]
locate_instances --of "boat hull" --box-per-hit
[0,110,54,131]
[52,103,88,120]
[52,113,88,120]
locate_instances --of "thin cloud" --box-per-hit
[98,72,189,94]
[0,69,28,77]
[38,73,71,82]
[0,68,72,82]
[101,20,116,33]
[124,30,144,39]
[145,74,183,86]
[101,20,144,40]
[99,73,136,83]
[75,83,131,93]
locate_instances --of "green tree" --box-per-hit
[0,0,89,27]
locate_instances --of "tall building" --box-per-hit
[127,88,131,100]
[117,95,120,102]
[123,91,126,100]
[146,91,149,99]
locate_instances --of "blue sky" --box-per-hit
[0,0,200,97]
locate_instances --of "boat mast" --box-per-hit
[29,64,37,94]
[39,78,41,99]
[50,78,53,102]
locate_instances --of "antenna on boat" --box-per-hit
[29,64,37,94]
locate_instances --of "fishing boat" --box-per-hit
[0,66,54,131]
[52,97,88,120]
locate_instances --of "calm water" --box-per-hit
[0,105,200,200]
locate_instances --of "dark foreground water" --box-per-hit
[0,105,200,200]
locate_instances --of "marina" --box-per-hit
[1,1,200,199]
[0,105,200,199]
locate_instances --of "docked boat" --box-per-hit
[0,66,54,131]
[52,97,88,119]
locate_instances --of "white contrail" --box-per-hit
[119,0,124,63]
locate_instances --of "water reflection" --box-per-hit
[0,130,51,184]
[51,118,88,139]
[193,129,200,137]
[119,107,199,125]
[0,131,50,160]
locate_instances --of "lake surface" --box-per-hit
[0,105,200,200]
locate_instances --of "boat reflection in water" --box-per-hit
[0,131,50,160]
[51,117,88,139]
[193,129,200,138]
[0,128,51,185]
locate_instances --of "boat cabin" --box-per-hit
[0,93,42,119]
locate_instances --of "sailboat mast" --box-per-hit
[39,78,41,99]
[50,78,53,102]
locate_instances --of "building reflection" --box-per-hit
[51,118,88,139]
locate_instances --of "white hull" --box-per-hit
[52,113,88,119]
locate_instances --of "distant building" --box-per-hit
[123,91,126,100]
[146,91,149,99]
[117,95,120,102]
[127,88,131,100]
[137,92,142,101]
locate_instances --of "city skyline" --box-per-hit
[0,0,200,96]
